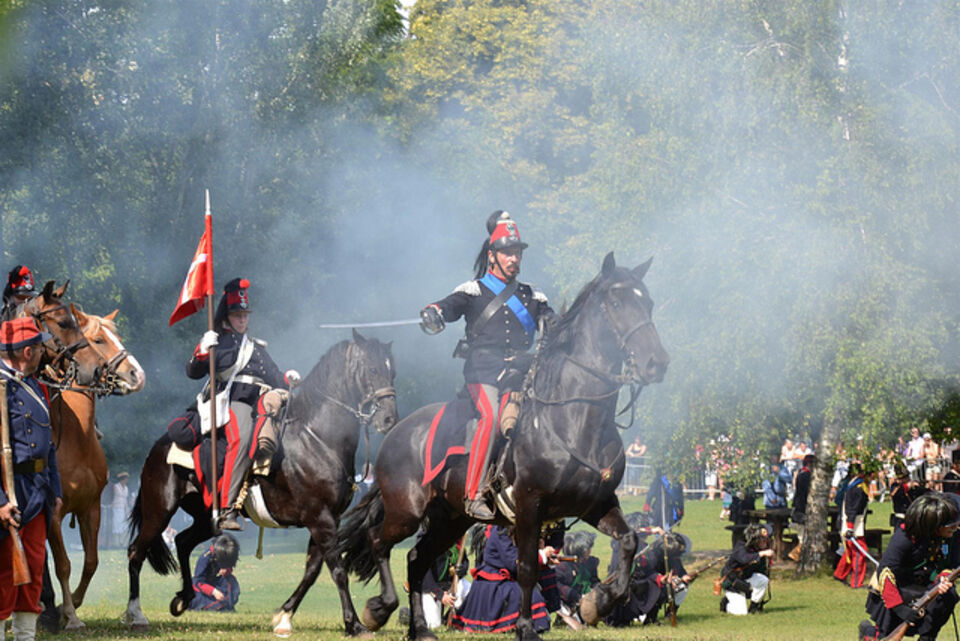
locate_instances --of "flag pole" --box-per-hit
[205,189,220,530]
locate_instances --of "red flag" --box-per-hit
[169,204,214,326]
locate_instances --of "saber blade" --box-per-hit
[316,318,422,329]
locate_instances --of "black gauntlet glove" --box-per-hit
[893,603,922,626]
[420,305,445,335]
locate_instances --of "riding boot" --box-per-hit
[253,416,279,476]
[219,508,244,531]
[253,389,285,476]
[12,611,38,641]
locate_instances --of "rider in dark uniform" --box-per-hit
[860,493,960,641]
[0,317,62,641]
[420,211,553,520]
[187,278,298,531]
[1,266,37,323]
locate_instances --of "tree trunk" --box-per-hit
[795,418,841,576]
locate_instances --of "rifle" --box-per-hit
[0,378,30,585]
[880,566,960,641]
[550,554,578,564]
[443,537,468,627]
[674,556,725,587]
[661,483,677,627]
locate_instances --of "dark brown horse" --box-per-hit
[123,330,397,636]
[338,253,669,641]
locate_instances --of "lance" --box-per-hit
[204,190,220,530]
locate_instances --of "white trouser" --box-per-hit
[422,579,471,629]
[724,574,769,615]
[12,612,38,641]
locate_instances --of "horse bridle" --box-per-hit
[80,318,135,397]
[29,304,129,397]
[528,283,657,428]
[311,344,396,428]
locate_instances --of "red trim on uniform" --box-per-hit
[422,405,467,486]
[881,575,904,608]
[220,416,240,508]
[466,384,495,500]
[451,601,548,632]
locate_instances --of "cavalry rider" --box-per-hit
[0,317,62,641]
[1,266,37,322]
[187,278,299,531]
[420,211,553,521]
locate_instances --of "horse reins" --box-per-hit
[295,343,396,480]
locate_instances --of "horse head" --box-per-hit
[348,328,398,433]
[595,252,669,384]
[554,253,669,386]
[19,280,97,385]
[71,305,146,395]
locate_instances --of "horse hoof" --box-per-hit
[578,591,600,626]
[273,610,292,638]
[170,596,188,617]
[360,605,383,631]
[63,618,87,631]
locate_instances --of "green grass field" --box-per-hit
[47,496,895,640]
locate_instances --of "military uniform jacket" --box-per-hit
[0,360,61,540]
[792,466,811,517]
[722,541,768,584]
[841,478,868,537]
[874,525,957,609]
[431,273,552,385]
[186,330,285,406]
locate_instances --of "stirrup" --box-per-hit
[218,509,244,531]
[465,497,496,521]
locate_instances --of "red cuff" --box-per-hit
[881,576,903,609]
[845,522,854,530]
[197,582,216,597]
[643,503,651,512]
[193,344,209,361]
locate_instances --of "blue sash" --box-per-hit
[480,272,536,336]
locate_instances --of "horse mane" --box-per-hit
[288,339,354,418]
[80,312,117,335]
[542,271,604,354]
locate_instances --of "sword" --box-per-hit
[316,319,421,329]
[844,531,880,567]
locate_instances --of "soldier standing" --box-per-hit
[0,317,62,641]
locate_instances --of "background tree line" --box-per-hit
[2,0,959,569]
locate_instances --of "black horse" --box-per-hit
[123,330,397,636]
[338,253,669,641]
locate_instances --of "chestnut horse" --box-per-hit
[45,307,145,630]
[124,330,396,637]
[338,253,669,641]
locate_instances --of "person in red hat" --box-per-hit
[0,317,62,641]
[186,278,299,531]
[420,211,554,520]
[1,266,38,323]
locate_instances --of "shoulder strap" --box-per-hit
[216,334,254,382]
[0,368,47,410]
[469,277,519,342]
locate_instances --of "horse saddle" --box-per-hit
[166,443,282,528]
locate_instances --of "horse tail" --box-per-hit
[336,485,384,583]
[128,474,178,576]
